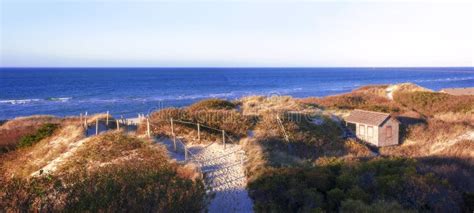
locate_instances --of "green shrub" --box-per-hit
[0,165,206,212]
[464,192,474,212]
[248,157,463,212]
[346,186,370,203]
[341,199,413,213]
[17,123,59,148]
[327,188,345,209]
[248,167,333,212]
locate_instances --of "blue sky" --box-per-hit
[0,0,473,67]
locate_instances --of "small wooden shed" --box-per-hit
[345,109,399,147]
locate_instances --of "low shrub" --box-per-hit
[248,157,463,212]
[254,111,343,158]
[394,91,474,116]
[17,123,59,148]
[0,116,61,153]
[301,94,401,113]
[145,106,254,142]
[187,109,254,137]
[187,98,236,112]
[241,95,307,115]
[406,119,471,144]
[340,199,413,213]
[0,164,206,212]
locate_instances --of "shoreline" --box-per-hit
[1,84,473,121]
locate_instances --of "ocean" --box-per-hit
[1,67,473,120]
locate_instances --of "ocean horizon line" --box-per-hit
[1,66,474,69]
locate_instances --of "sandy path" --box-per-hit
[155,137,253,212]
[385,85,398,100]
[31,125,107,176]
[31,137,91,176]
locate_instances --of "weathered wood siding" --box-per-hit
[353,119,399,147]
[378,119,399,146]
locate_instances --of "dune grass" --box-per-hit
[144,104,254,143]
[300,93,401,113]
[0,124,85,179]
[394,91,474,116]
[17,123,59,148]
[0,116,63,153]
[240,95,310,115]
[0,131,207,212]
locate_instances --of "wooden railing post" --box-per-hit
[184,145,188,162]
[173,134,177,151]
[197,123,201,142]
[146,118,151,138]
[95,118,99,135]
[222,130,226,150]
[116,120,120,130]
[170,118,174,136]
[106,111,109,126]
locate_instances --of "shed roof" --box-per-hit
[345,109,391,126]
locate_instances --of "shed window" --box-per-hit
[367,126,373,138]
[359,125,365,135]
[386,126,392,138]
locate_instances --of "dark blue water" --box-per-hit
[1,67,473,120]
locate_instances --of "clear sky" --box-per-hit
[0,0,473,67]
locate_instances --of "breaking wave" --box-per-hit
[414,76,474,83]
[0,97,72,105]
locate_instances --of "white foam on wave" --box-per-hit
[414,76,474,83]
[172,92,237,101]
[0,97,72,105]
[68,92,238,104]
[48,97,72,102]
[0,99,42,105]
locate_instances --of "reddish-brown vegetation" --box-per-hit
[143,102,254,143]
[187,98,236,111]
[0,116,62,152]
[299,93,401,113]
[394,91,474,116]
